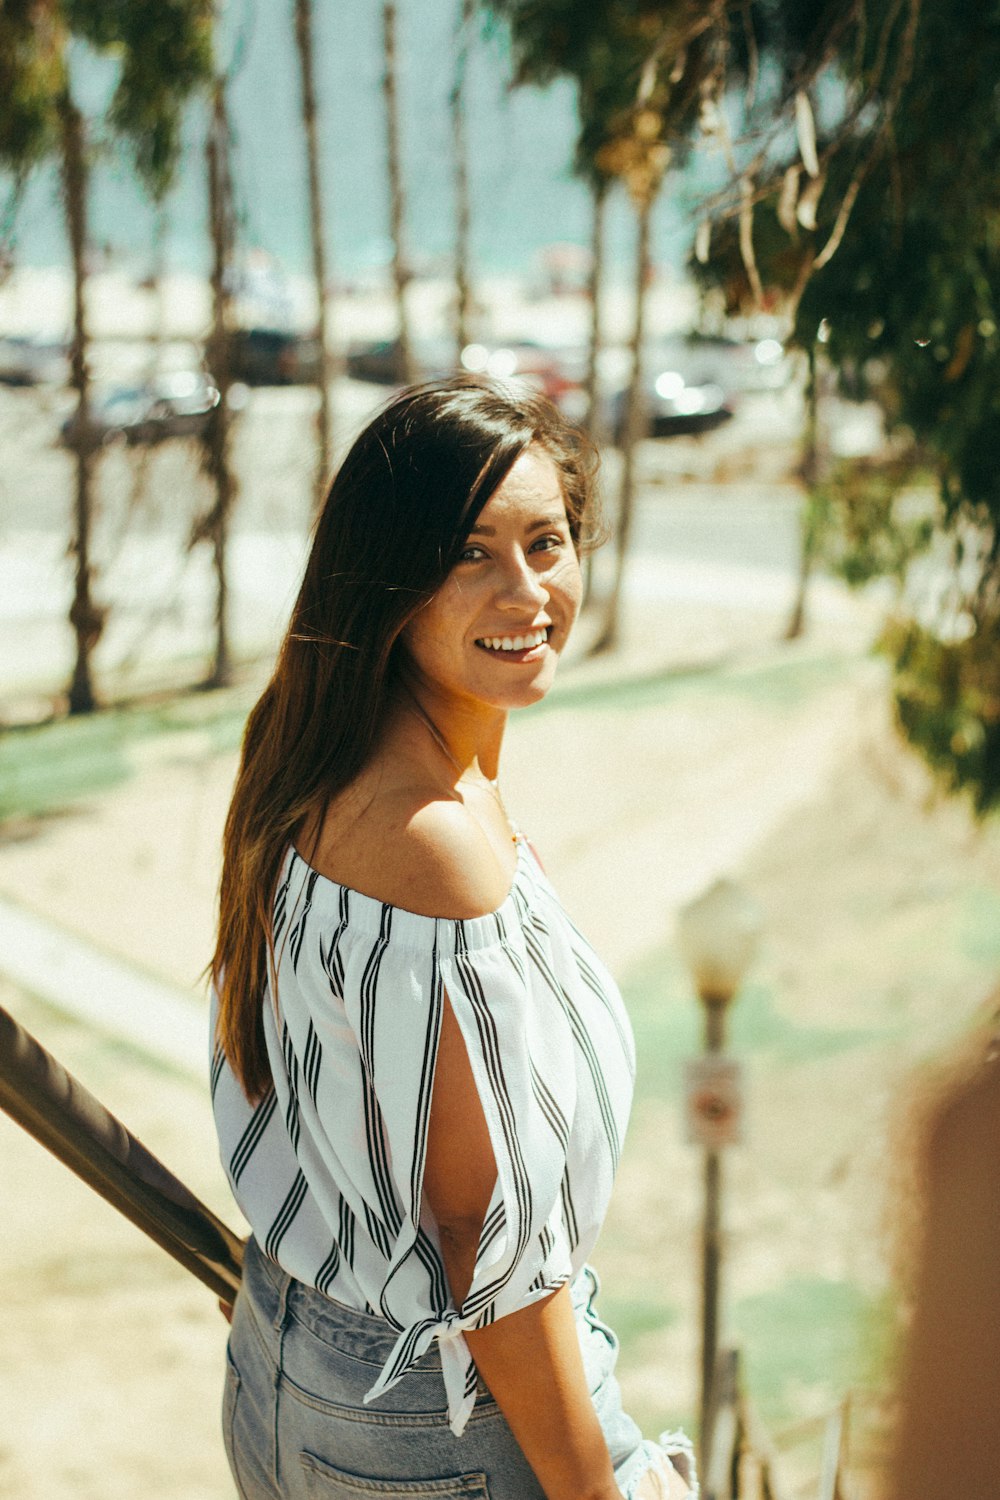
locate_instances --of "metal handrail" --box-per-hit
[0,1004,244,1303]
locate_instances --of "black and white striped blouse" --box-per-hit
[210,834,636,1435]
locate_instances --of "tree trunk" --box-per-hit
[147,204,168,375]
[580,176,609,610]
[589,192,653,655]
[59,87,103,715]
[201,82,239,690]
[293,0,334,511]
[382,1,414,385]
[583,176,609,442]
[451,0,474,360]
[785,340,819,641]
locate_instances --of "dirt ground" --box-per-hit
[2,593,999,1500]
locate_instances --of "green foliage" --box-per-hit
[694,0,1000,814]
[807,458,938,591]
[106,0,214,199]
[484,1,709,200]
[879,613,1000,815]
[734,1276,896,1424]
[0,0,213,201]
[67,0,214,199]
[0,1,66,173]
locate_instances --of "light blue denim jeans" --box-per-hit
[223,1236,690,1499]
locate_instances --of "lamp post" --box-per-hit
[676,877,761,1465]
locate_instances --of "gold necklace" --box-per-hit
[404,693,518,844]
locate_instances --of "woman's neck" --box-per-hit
[395,676,506,786]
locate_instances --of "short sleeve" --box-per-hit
[327,891,593,1433]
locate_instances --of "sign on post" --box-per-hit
[684,1055,744,1148]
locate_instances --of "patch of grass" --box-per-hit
[956,884,1000,965]
[733,1276,896,1427]
[530,650,854,718]
[621,949,702,1104]
[0,692,250,822]
[718,653,861,710]
[599,1291,680,1350]
[729,980,886,1064]
[621,948,888,1108]
[0,716,134,820]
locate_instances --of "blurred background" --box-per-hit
[2,2,999,1497]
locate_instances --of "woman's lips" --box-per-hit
[474,627,551,663]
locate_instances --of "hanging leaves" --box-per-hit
[738,174,764,306]
[0,1,213,200]
[795,170,826,230]
[794,88,820,177]
[777,164,800,235]
[486,0,712,199]
[0,2,66,173]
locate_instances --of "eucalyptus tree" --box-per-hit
[293,0,334,508]
[197,76,239,690]
[695,1,1000,810]
[486,0,714,651]
[382,1,415,385]
[691,0,921,638]
[0,0,212,713]
[451,0,475,359]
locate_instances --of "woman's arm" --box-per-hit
[424,993,622,1500]
[399,808,686,1500]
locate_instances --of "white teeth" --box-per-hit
[478,628,548,652]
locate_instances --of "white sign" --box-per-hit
[684,1055,744,1148]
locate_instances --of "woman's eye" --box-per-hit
[530,533,565,553]
[458,545,487,563]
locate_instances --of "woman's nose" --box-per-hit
[495,552,547,609]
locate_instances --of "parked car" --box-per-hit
[344,334,588,406]
[59,370,220,448]
[458,339,588,407]
[639,332,791,395]
[226,327,322,385]
[0,336,69,387]
[345,335,456,385]
[608,367,733,442]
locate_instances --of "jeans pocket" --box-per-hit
[299,1451,491,1499]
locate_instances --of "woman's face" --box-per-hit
[402,445,583,713]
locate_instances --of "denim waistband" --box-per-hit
[243,1235,600,1370]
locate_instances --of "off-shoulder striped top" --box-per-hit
[210,834,636,1436]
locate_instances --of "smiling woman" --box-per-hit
[209,376,695,1500]
[402,445,582,713]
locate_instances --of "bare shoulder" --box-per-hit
[388,798,514,919]
[309,781,515,919]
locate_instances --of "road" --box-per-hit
[0,376,863,704]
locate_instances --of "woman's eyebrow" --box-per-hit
[469,513,567,537]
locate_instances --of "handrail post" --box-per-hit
[0,1004,244,1303]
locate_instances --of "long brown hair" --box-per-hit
[213,375,600,1099]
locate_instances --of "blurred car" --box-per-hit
[602,332,793,442]
[658,332,791,394]
[226,327,322,385]
[344,334,588,406]
[608,368,733,442]
[458,339,588,407]
[59,370,220,448]
[0,336,69,386]
[345,335,456,385]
